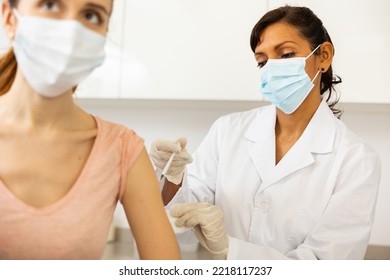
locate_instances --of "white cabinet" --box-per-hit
[269,0,390,104]
[2,1,388,103]
[77,0,267,101]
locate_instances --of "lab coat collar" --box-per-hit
[244,104,277,179]
[244,100,336,190]
[301,99,336,155]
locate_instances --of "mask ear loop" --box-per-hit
[311,70,321,83]
[305,44,322,60]
[307,44,322,83]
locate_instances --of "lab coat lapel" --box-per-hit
[260,136,315,190]
[246,100,336,192]
[245,105,277,181]
[262,100,336,191]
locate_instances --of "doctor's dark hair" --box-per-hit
[250,5,342,118]
[0,0,19,96]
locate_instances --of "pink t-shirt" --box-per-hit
[0,117,144,259]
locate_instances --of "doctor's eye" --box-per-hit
[39,0,61,13]
[281,52,295,59]
[257,61,267,69]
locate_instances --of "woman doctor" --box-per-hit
[150,5,381,259]
[0,0,180,259]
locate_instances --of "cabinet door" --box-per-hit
[79,0,268,100]
[269,0,390,104]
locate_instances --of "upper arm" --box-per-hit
[121,147,180,259]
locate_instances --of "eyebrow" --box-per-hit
[85,2,111,15]
[254,40,298,56]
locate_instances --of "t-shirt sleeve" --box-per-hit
[119,129,145,201]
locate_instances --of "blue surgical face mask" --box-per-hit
[259,45,321,114]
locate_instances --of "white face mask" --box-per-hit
[12,10,106,98]
[260,45,321,114]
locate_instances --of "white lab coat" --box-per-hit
[169,100,381,259]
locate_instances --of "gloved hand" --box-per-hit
[150,137,193,185]
[170,202,229,260]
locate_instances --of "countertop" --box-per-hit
[102,228,390,260]
[102,240,212,260]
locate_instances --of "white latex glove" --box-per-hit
[150,137,193,185]
[170,202,229,260]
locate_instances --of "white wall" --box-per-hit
[76,99,390,246]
